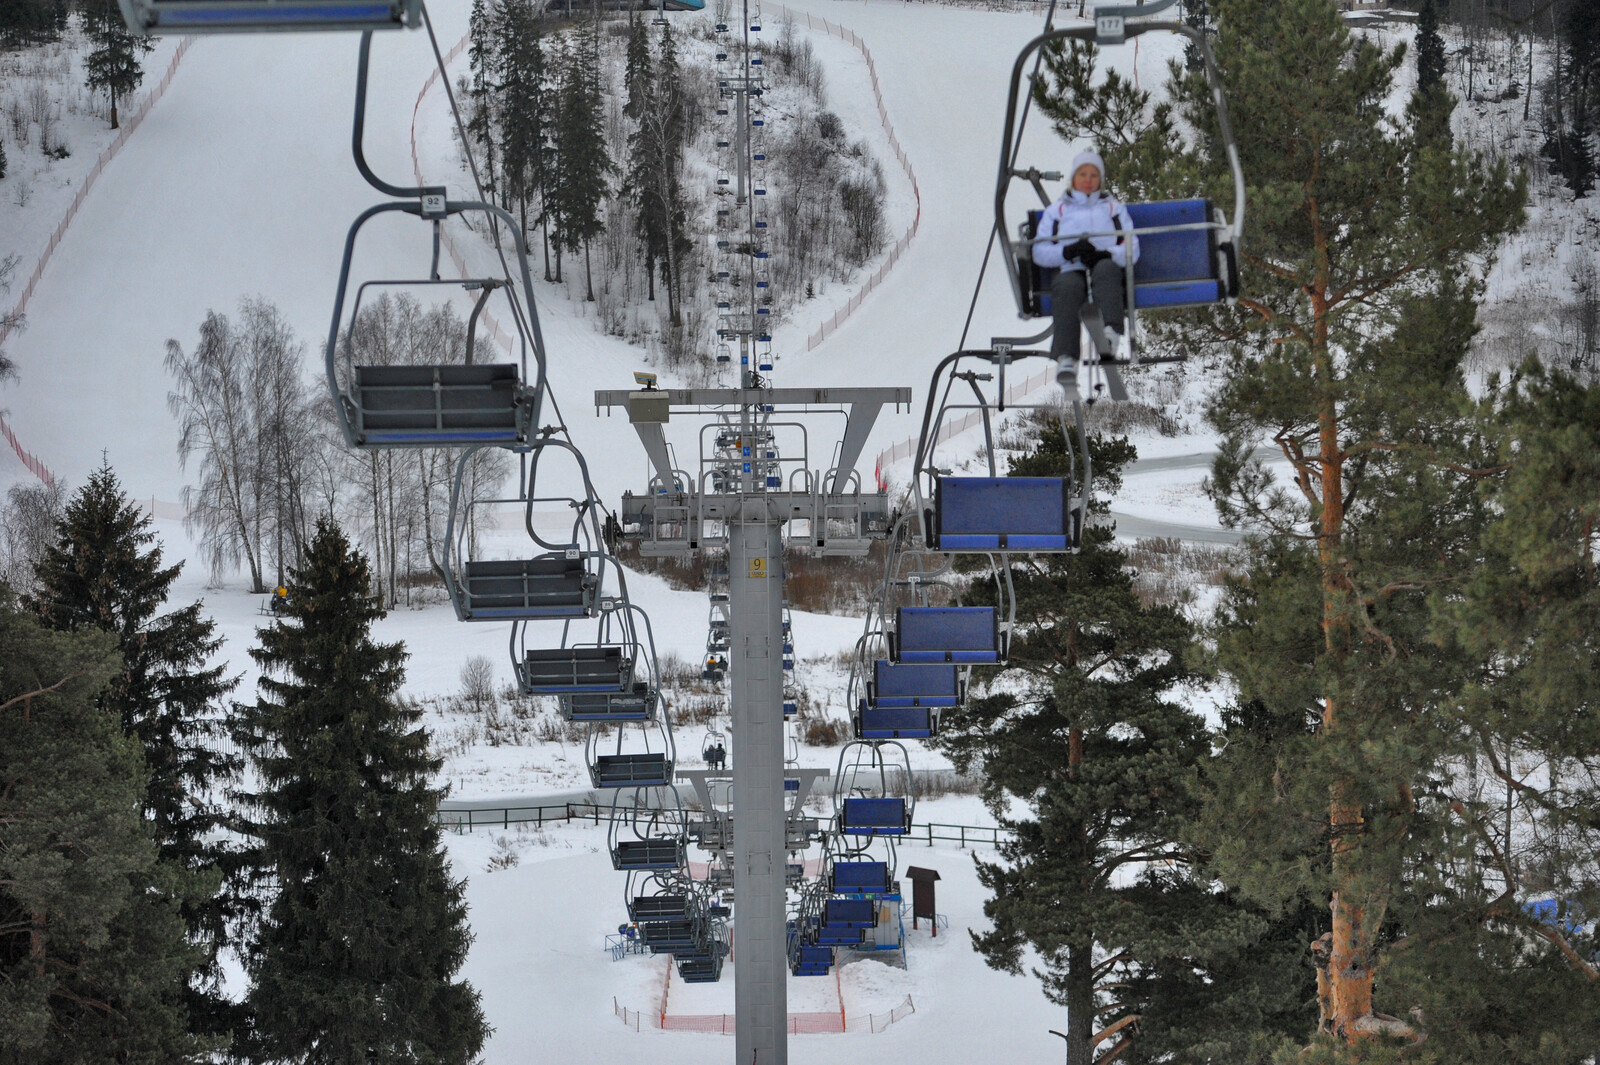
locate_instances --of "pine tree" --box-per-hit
[236,519,485,1065]
[82,0,153,130]
[1164,0,1524,1046]
[24,463,242,1041]
[1042,0,1535,1048]
[0,584,210,1064]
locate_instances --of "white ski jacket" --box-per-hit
[1031,189,1140,272]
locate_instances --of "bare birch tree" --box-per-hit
[167,298,326,593]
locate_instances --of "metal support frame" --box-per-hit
[600,383,905,1065]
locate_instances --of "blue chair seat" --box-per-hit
[815,927,865,945]
[893,606,1002,663]
[1136,279,1227,308]
[932,478,1076,554]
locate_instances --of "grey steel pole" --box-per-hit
[729,507,787,1065]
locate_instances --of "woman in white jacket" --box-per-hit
[1032,149,1139,377]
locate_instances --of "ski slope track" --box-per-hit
[0,3,1231,1061]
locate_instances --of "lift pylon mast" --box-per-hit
[600,384,907,1064]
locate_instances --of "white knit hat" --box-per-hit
[1070,149,1106,182]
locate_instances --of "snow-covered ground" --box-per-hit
[443,798,1071,1064]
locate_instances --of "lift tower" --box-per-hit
[598,384,908,1065]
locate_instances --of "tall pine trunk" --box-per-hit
[1065,939,1095,1065]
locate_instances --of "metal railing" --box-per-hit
[438,801,1013,847]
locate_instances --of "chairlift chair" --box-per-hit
[327,228,545,450]
[442,441,611,623]
[910,348,1092,554]
[994,2,1246,363]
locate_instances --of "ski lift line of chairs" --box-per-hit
[909,348,1093,555]
[118,0,421,34]
[993,7,1246,353]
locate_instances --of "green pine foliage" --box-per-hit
[1034,0,1541,1048]
[24,463,241,1042]
[0,585,211,1064]
[235,519,484,1065]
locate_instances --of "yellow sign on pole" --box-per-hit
[748,558,767,579]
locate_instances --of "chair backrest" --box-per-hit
[1126,199,1218,284]
[841,797,907,829]
[873,660,960,698]
[935,477,1073,551]
[832,861,890,892]
[895,608,998,657]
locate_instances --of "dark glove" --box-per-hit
[1061,238,1097,262]
[1080,248,1113,268]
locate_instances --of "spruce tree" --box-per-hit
[1414,0,1445,97]
[497,0,549,258]
[236,519,484,1065]
[548,24,613,301]
[466,0,499,208]
[82,0,154,130]
[25,463,241,1041]
[0,585,210,1064]
[623,11,650,121]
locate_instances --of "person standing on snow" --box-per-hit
[1032,148,1140,396]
